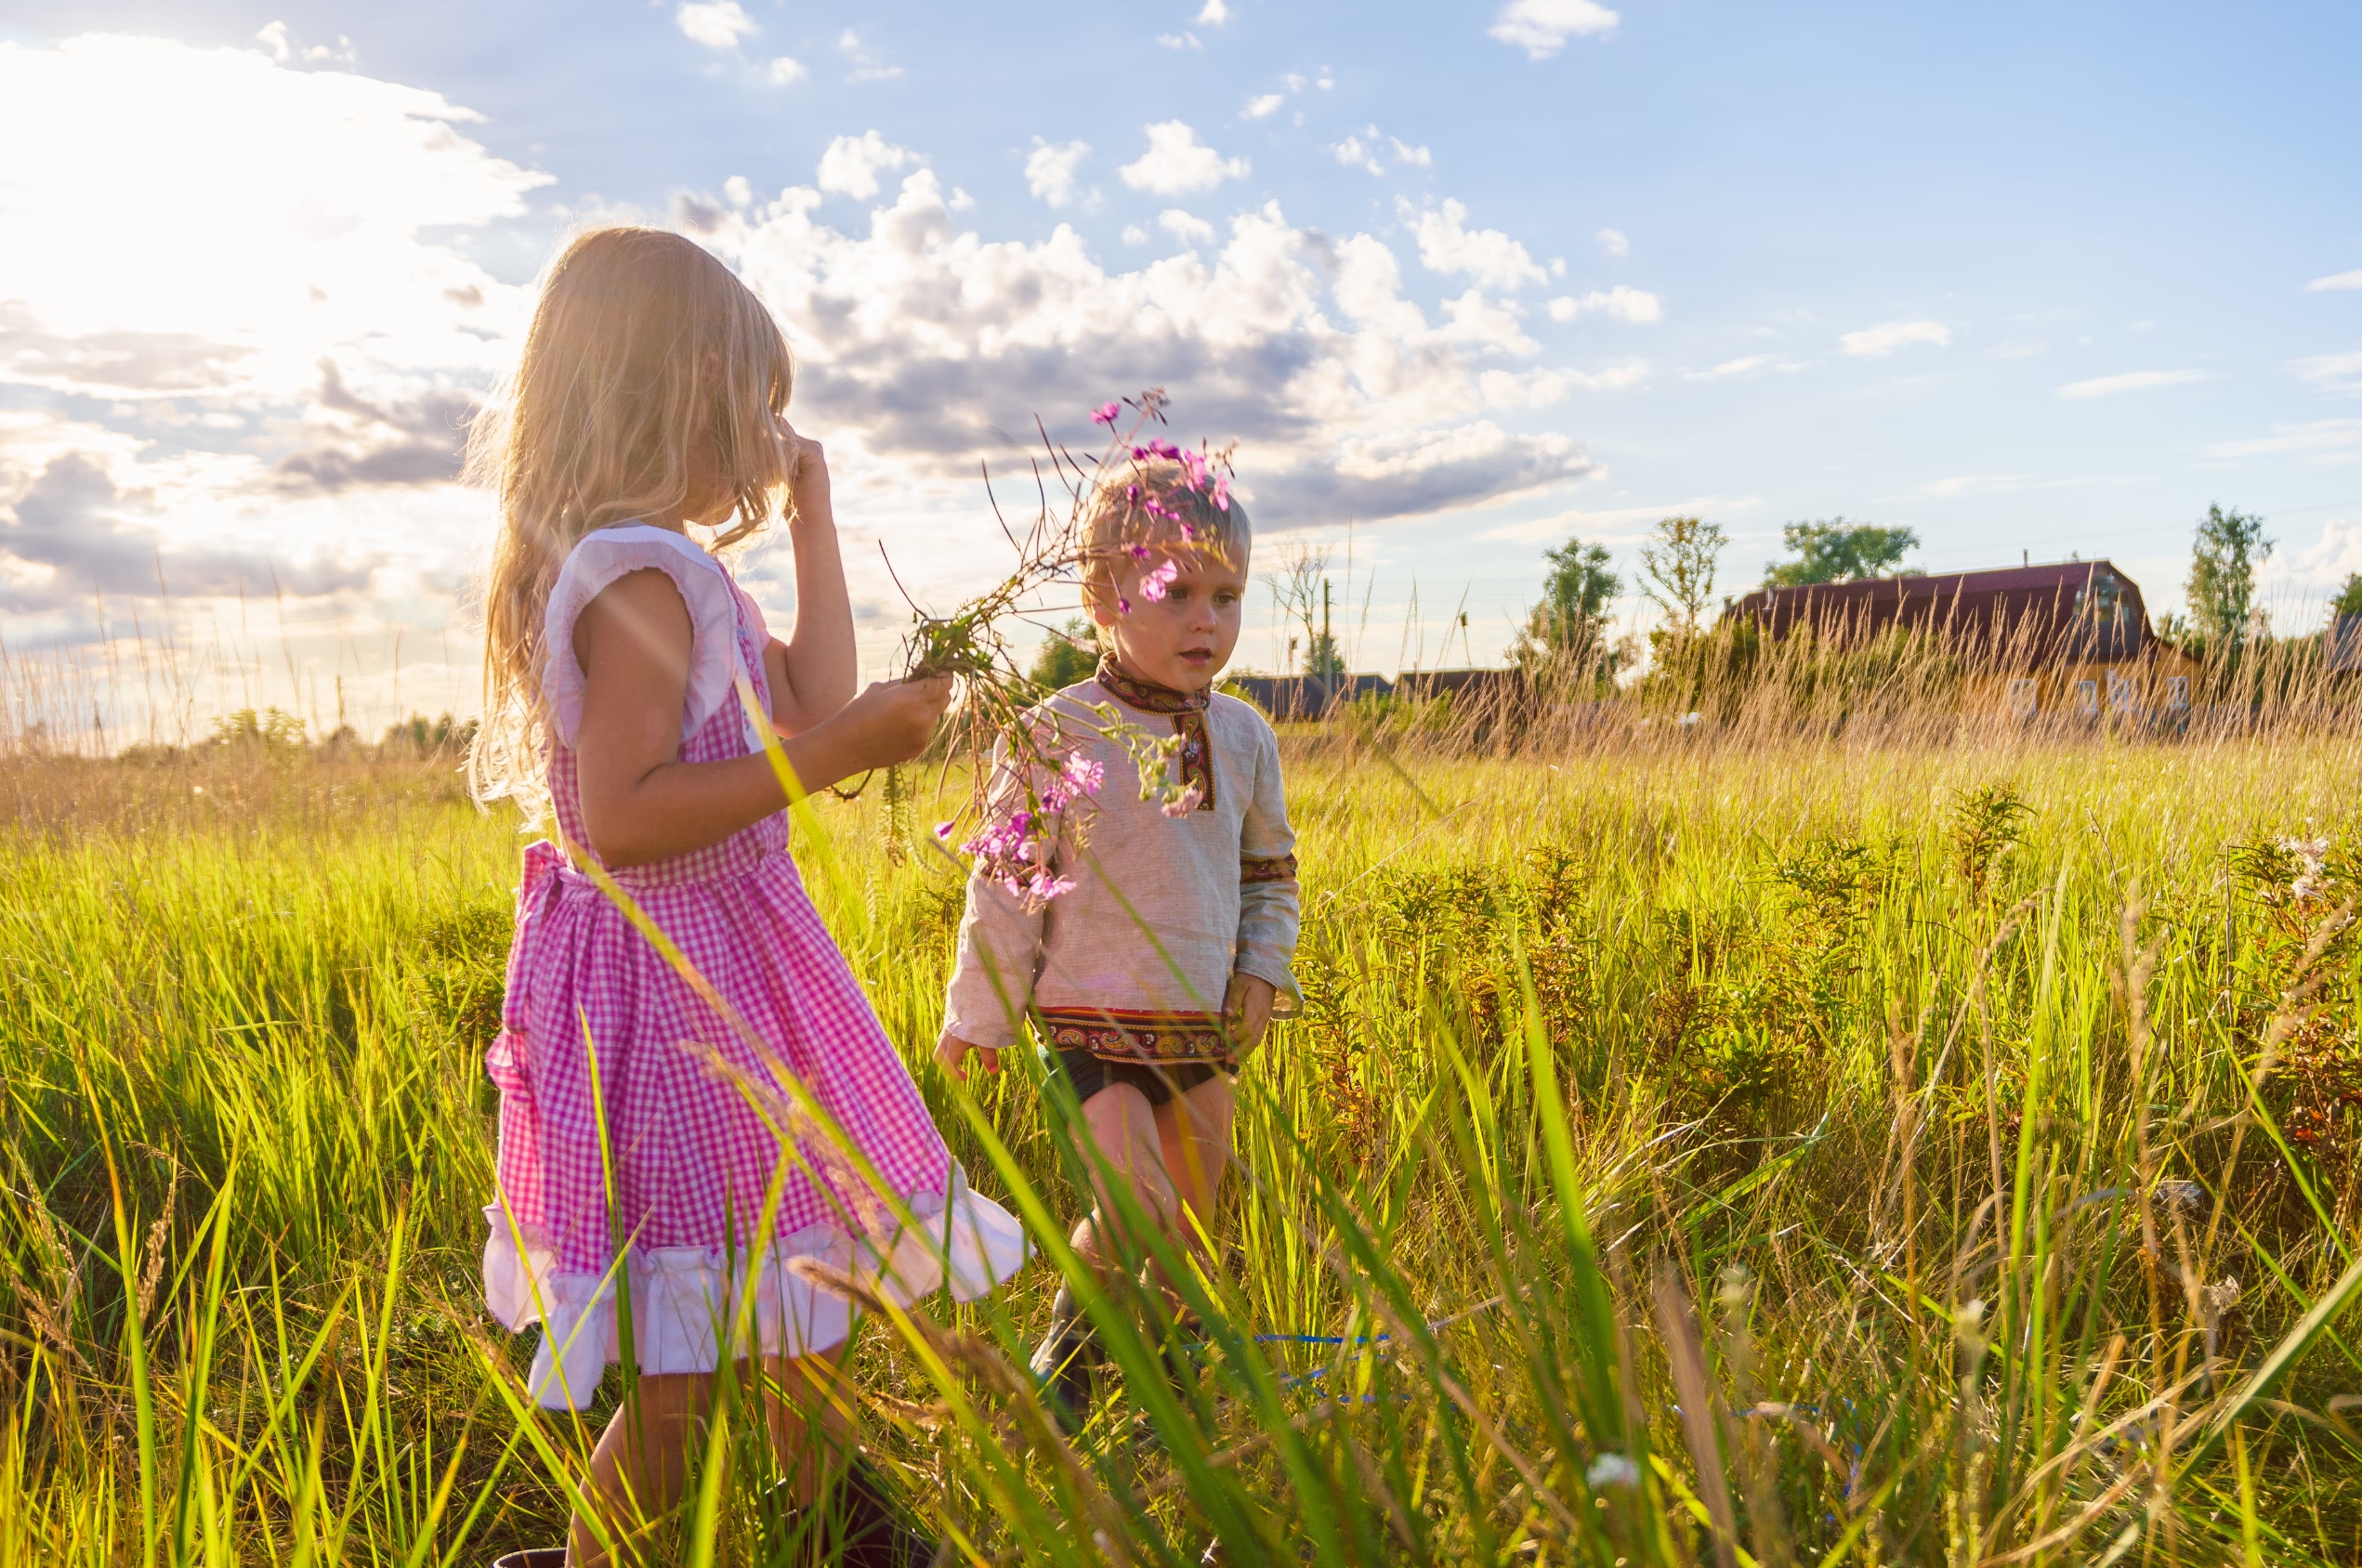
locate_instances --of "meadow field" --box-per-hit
[5,706,2362,1565]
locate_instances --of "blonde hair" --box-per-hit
[465,227,794,813]
[1081,459,1252,627]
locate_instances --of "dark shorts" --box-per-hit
[1045,1046,1235,1109]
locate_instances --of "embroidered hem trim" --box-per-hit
[1036,1005,1232,1065]
[1241,852,1298,885]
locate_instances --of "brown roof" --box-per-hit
[1726,559,2151,662]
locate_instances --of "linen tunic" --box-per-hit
[941,675,1302,1061]
[482,524,1025,1408]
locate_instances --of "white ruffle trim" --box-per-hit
[543,524,746,751]
[481,1172,1030,1409]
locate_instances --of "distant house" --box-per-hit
[1225,673,1393,719]
[1726,559,2198,717]
[1393,668,1529,708]
[2328,616,2362,673]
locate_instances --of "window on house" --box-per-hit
[2167,674,2189,710]
[2006,677,2038,717]
[2107,671,2139,712]
[2076,679,2098,715]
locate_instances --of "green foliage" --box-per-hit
[6,743,2362,1561]
[1638,515,1727,641]
[1946,779,2034,896]
[1762,517,1920,587]
[1024,616,1099,691]
[1508,535,1621,686]
[206,705,308,752]
[2330,572,2362,621]
[2185,503,2274,648]
[380,712,479,757]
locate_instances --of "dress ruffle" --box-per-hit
[483,1171,1028,1409]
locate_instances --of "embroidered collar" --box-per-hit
[1095,658,1208,715]
[1096,657,1216,812]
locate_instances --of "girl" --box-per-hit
[469,227,1025,1566]
[932,461,1299,1420]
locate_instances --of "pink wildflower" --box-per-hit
[1118,595,1133,613]
[1161,785,1204,818]
[1129,542,1152,560]
[1138,558,1180,602]
[1062,752,1105,796]
[1028,869,1077,901]
[934,821,955,840]
[1091,400,1122,425]
[1209,476,1230,512]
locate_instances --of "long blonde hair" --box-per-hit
[465,227,794,813]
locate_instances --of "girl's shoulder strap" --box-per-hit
[543,523,744,749]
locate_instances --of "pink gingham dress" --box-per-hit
[481,523,1025,1409]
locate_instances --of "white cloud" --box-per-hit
[1118,121,1250,195]
[1920,474,2033,498]
[724,175,754,207]
[816,130,920,201]
[1242,92,1286,119]
[2291,346,2362,396]
[1158,32,1203,50]
[837,29,902,81]
[1840,320,1950,357]
[1488,0,1620,59]
[1025,138,1089,208]
[1686,354,1778,381]
[1411,199,1548,291]
[709,178,1594,532]
[0,30,543,705]
[767,56,807,85]
[2055,368,2207,399]
[1595,228,1629,257]
[1483,496,1756,545]
[676,1,757,50]
[2205,420,2362,460]
[1195,0,1231,23]
[1332,133,1384,176]
[1548,286,1661,324]
[1160,208,1217,246]
[1121,224,1149,244]
[2304,268,2362,293]
[1333,130,1430,176]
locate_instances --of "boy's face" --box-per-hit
[1093,537,1248,692]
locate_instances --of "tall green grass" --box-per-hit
[5,729,2361,1564]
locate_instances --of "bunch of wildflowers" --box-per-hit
[884,390,1236,909]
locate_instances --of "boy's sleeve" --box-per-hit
[1235,718,1303,1015]
[940,739,1051,1053]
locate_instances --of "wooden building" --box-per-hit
[1726,559,2198,717]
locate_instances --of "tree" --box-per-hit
[1027,617,1098,690]
[1638,516,1727,642]
[1508,535,1620,679]
[2184,503,2272,648]
[1763,519,1920,587]
[2329,572,2362,622]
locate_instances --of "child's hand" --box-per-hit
[833,673,953,771]
[776,418,832,523]
[935,1031,1000,1081]
[1224,972,1277,1058]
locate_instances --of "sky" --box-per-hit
[1,0,2358,742]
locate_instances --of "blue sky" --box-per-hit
[1,1,2357,732]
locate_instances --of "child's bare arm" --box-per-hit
[759,424,860,737]
[572,569,947,867]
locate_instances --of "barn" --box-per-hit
[1725,559,2199,717]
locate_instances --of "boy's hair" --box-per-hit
[466,226,794,813]
[1081,459,1252,629]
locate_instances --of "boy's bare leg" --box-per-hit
[1070,1082,1177,1271]
[569,1345,851,1566]
[1154,1074,1236,1259]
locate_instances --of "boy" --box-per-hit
[934,458,1299,1415]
